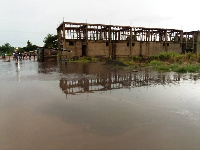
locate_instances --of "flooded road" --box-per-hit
[1,59,200,150]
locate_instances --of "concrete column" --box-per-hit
[165,30,168,52]
[186,33,188,53]
[180,31,183,44]
[57,28,61,41]
[79,29,81,40]
[193,33,195,53]
[96,27,98,40]
[180,31,183,54]
[108,26,112,58]
[63,22,66,49]
[197,31,200,55]
[148,30,150,42]
[130,27,132,56]
[108,26,111,42]
[57,28,62,60]
[85,25,88,56]
[165,30,167,42]
[85,25,88,42]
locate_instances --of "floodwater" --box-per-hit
[1,58,200,150]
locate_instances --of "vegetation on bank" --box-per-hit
[70,52,200,73]
[69,56,102,63]
[119,52,200,73]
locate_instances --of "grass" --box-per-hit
[69,52,200,73]
[70,56,101,63]
[117,52,200,73]
[173,64,200,73]
[149,59,200,73]
[149,60,170,71]
[118,57,136,66]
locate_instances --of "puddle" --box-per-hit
[1,59,200,150]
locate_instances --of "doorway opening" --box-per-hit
[82,45,87,56]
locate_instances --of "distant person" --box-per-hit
[14,52,18,62]
[33,52,36,60]
[19,53,22,60]
[28,53,31,60]
[22,53,25,60]
[24,53,27,60]
[1,53,5,58]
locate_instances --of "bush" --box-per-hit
[149,60,170,71]
[156,52,181,61]
[150,60,164,66]
[117,57,136,66]
[169,63,179,70]
[174,67,188,73]
[91,57,99,62]
[132,56,142,62]
[173,64,200,73]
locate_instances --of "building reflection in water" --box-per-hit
[60,71,182,96]
[37,61,199,96]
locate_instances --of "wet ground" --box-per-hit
[1,58,200,150]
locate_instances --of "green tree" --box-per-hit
[43,34,58,48]
[27,40,32,47]
[18,47,25,53]
[23,40,37,52]
[0,43,14,54]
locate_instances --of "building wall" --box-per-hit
[60,40,182,59]
[87,42,109,57]
[115,42,130,57]
[131,43,140,56]
[140,42,181,57]
[61,41,82,59]
[115,42,182,57]
[196,43,200,55]
[196,34,200,55]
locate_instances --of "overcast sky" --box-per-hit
[1,0,200,47]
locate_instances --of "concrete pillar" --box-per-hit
[85,25,88,42]
[197,31,200,55]
[63,22,66,49]
[130,27,132,56]
[57,27,61,41]
[108,26,112,58]
[186,33,188,53]
[193,33,195,53]
[180,31,183,54]
[180,31,183,44]
[57,27,62,59]
[96,27,98,40]
[79,29,81,40]
[165,30,167,42]
[148,30,150,42]
[165,30,168,52]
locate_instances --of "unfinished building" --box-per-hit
[57,22,200,59]
[182,31,200,54]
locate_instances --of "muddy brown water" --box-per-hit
[1,59,200,150]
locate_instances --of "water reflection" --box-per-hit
[35,62,200,95]
[15,61,22,82]
[37,61,58,74]
[59,71,183,95]
[2,60,200,149]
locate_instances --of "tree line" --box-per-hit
[0,34,58,54]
